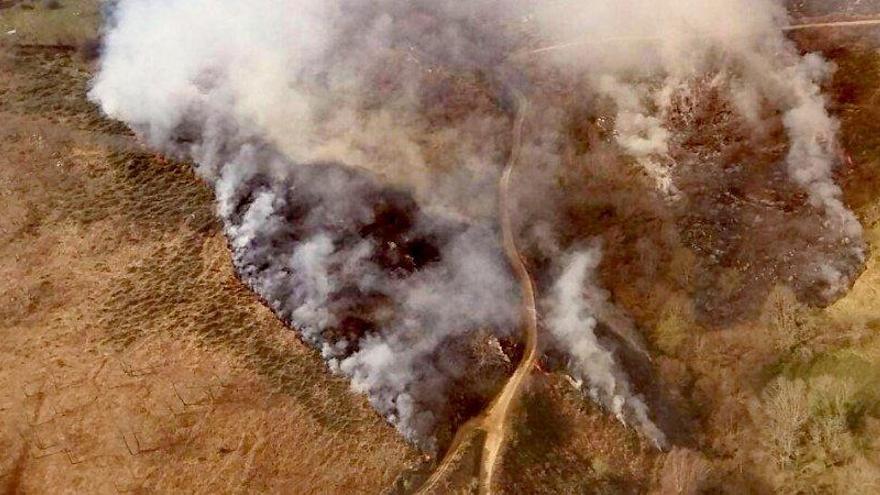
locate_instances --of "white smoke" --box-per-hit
[597,75,677,196]
[89,0,864,448]
[91,0,526,446]
[544,247,667,448]
[526,0,864,285]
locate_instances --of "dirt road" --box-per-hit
[519,17,880,57]
[783,18,880,31]
[479,89,537,495]
[417,90,536,495]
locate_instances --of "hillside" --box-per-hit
[2,1,880,493]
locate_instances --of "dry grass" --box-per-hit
[0,46,418,493]
[498,375,657,494]
[0,0,100,46]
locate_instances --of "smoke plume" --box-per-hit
[90,0,864,447]
[522,0,864,299]
[544,246,667,447]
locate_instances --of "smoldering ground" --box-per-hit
[90,0,865,449]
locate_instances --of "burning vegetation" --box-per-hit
[73,0,880,491]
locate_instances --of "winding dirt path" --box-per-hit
[417,90,536,495]
[783,18,880,32]
[518,17,880,57]
[479,89,537,495]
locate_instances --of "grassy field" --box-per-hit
[0,0,100,46]
[0,6,422,493]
